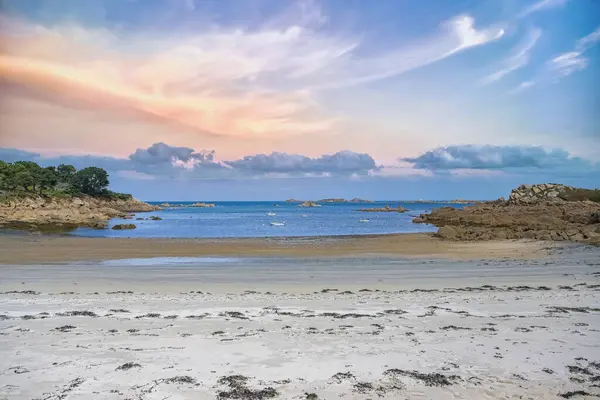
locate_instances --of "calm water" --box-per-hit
[72,201,466,238]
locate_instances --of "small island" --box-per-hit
[191,202,216,208]
[318,198,374,203]
[0,160,159,231]
[357,205,408,213]
[298,201,322,207]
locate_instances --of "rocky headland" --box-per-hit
[413,183,600,244]
[0,195,160,231]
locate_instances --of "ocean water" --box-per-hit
[71,201,467,238]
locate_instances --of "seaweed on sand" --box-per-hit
[216,375,279,399]
[116,362,141,371]
[383,369,461,386]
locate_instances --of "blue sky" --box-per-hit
[0,0,598,200]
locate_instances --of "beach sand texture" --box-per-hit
[1,245,599,399]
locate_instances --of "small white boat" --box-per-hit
[270,221,286,226]
[359,219,370,223]
[267,212,276,216]
[301,214,309,217]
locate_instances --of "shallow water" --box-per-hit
[72,201,462,238]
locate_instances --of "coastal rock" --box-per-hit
[191,202,215,208]
[159,202,171,207]
[285,198,300,203]
[148,216,163,221]
[0,195,158,231]
[413,183,600,244]
[298,201,322,207]
[318,198,346,203]
[112,224,136,230]
[357,205,407,213]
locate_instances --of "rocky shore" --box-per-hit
[414,184,600,244]
[0,195,160,230]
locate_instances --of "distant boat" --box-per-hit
[270,221,285,226]
[267,212,276,216]
[359,219,370,223]
[301,214,309,217]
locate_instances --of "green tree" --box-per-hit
[14,161,42,192]
[39,166,58,193]
[57,164,76,185]
[0,161,7,189]
[9,163,33,191]
[73,167,109,195]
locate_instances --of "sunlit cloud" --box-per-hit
[0,3,503,143]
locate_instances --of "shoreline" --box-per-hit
[0,232,554,264]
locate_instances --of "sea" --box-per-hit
[71,201,468,238]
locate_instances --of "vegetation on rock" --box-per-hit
[0,160,131,200]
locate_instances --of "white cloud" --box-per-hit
[546,25,600,78]
[508,80,535,94]
[518,0,569,18]
[575,26,600,51]
[548,51,588,76]
[482,28,541,84]
[510,25,600,92]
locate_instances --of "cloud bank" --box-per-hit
[402,144,598,172]
[0,143,378,179]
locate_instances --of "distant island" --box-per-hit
[285,198,374,203]
[0,160,159,231]
[284,198,479,204]
[357,205,408,213]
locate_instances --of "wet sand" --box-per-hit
[0,233,551,264]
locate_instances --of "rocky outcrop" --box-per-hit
[112,224,136,230]
[285,199,300,203]
[357,205,408,213]
[191,202,215,208]
[0,195,160,231]
[413,184,600,244]
[298,201,322,207]
[508,183,569,204]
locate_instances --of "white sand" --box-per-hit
[1,249,600,399]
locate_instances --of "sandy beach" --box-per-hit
[0,233,552,264]
[1,243,600,399]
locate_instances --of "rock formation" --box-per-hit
[0,196,160,231]
[191,202,215,208]
[508,183,568,204]
[298,201,322,207]
[357,205,408,213]
[413,184,600,244]
[112,224,136,230]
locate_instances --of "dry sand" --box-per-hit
[1,246,600,399]
[0,233,551,264]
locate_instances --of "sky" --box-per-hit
[0,0,598,200]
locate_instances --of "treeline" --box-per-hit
[0,161,130,199]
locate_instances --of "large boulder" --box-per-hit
[112,224,136,230]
